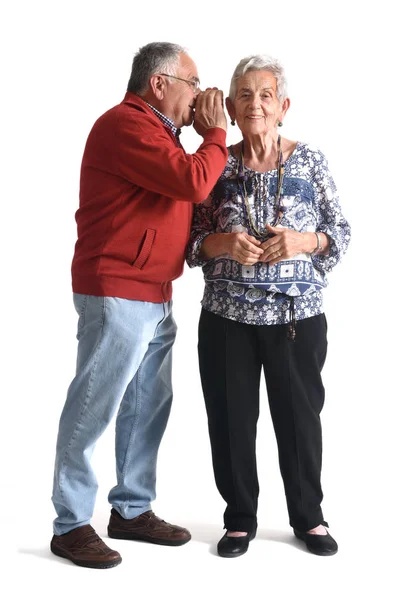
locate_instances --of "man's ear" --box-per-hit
[225,97,236,122]
[149,75,166,100]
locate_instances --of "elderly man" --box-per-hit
[50,42,227,569]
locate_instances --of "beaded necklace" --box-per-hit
[238,134,285,240]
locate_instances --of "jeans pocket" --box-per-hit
[73,293,88,340]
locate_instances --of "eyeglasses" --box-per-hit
[158,73,200,93]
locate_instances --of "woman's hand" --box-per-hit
[260,224,318,266]
[200,232,263,265]
[228,232,264,265]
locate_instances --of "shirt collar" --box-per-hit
[146,103,181,138]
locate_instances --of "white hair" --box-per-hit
[229,54,288,102]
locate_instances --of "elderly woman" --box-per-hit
[187,55,351,558]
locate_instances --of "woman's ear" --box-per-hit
[279,97,291,122]
[225,97,236,122]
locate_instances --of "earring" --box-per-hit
[278,121,283,127]
[231,119,235,126]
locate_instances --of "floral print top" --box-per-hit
[186,142,351,326]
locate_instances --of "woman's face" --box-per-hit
[228,70,285,135]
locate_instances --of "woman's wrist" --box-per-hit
[200,233,230,260]
[302,232,320,254]
[311,232,322,255]
[303,231,330,256]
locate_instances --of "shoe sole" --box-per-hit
[308,548,338,556]
[51,545,122,569]
[108,528,191,547]
[217,530,256,558]
[294,531,338,556]
[218,549,249,558]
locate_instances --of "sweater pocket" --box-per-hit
[132,228,156,269]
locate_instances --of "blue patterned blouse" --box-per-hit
[186,142,351,326]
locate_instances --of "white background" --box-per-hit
[2,0,399,598]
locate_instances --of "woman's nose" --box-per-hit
[249,96,260,108]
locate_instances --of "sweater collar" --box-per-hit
[122,92,181,138]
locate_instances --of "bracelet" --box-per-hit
[312,232,322,256]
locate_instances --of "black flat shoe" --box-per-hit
[217,530,256,558]
[294,528,338,556]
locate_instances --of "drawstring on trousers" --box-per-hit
[288,297,296,341]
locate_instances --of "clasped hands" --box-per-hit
[228,224,308,266]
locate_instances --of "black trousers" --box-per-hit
[198,309,328,533]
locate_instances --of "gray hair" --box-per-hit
[127,42,186,95]
[229,55,288,102]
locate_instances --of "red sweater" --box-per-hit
[72,93,227,302]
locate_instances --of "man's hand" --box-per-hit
[194,88,227,136]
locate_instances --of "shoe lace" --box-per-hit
[77,530,103,548]
[151,513,168,525]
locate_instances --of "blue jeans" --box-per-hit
[51,294,176,535]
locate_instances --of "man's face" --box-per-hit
[164,54,200,128]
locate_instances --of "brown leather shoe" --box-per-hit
[108,509,191,546]
[51,524,122,569]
